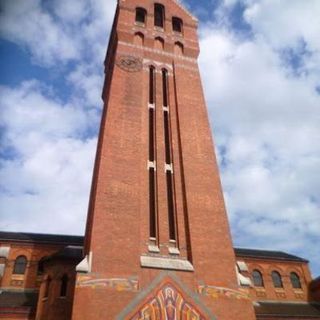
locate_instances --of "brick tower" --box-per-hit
[72,0,256,319]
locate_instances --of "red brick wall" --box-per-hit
[36,260,76,320]
[238,257,312,302]
[0,242,63,290]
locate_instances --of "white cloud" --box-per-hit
[199,1,320,274]
[0,81,98,234]
[67,65,104,109]
[0,0,116,66]
[0,0,81,65]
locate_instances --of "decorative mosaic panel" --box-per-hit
[76,275,138,292]
[198,285,250,300]
[129,283,206,320]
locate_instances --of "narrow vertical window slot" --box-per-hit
[149,66,155,104]
[149,168,156,238]
[149,108,154,162]
[164,111,171,164]
[148,66,157,241]
[162,69,171,164]
[166,171,176,241]
[162,69,168,107]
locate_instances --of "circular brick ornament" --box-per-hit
[116,55,143,72]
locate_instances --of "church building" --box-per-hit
[0,0,319,319]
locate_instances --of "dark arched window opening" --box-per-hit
[154,4,165,28]
[172,17,183,33]
[272,271,283,288]
[290,272,302,289]
[252,269,264,287]
[44,276,51,298]
[60,274,68,297]
[135,7,146,24]
[13,255,27,275]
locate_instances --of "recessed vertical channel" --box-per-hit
[149,66,157,240]
[162,69,177,242]
[166,171,175,241]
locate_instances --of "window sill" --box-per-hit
[154,26,164,32]
[173,31,183,37]
[134,22,145,27]
[254,286,266,290]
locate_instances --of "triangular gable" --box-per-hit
[116,271,216,319]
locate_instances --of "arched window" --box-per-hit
[134,32,144,46]
[44,276,51,298]
[135,7,146,24]
[252,269,264,287]
[272,271,283,288]
[154,3,165,28]
[60,274,68,297]
[172,17,183,33]
[155,37,164,50]
[174,41,184,55]
[13,255,27,275]
[290,272,302,289]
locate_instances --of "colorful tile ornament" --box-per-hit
[198,285,250,301]
[129,283,206,320]
[76,275,138,292]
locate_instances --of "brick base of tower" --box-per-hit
[71,0,256,319]
[72,269,255,319]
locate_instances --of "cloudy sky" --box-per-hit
[0,0,319,275]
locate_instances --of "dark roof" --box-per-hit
[43,245,83,262]
[0,231,309,263]
[0,231,83,246]
[235,247,308,263]
[255,302,320,318]
[0,291,38,308]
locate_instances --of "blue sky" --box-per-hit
[0,0,320,276]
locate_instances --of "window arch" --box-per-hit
[134,32,144,46]
[154,3,165,28]
[13,255,27,275]
[155,37,164,50]
[290,272,302,289]
[174,41,184,55]
[252,269,264,287]
[60,274,68,297]
[172,17,183,33]
[271,271,283,288]
[135,7,146,24]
